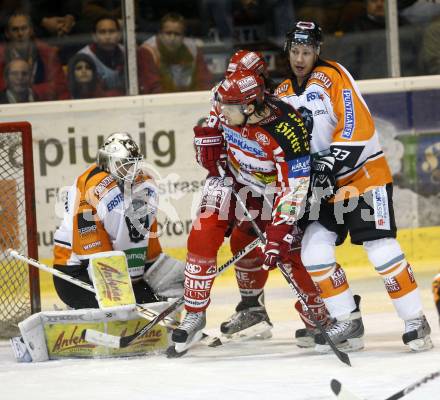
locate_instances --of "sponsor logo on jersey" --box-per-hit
[237,76,258,93]
[331,266,347,288]
[223,125,266,157]
[314,109,328,116]
[372,186,390,230]
[310,71,332,88]
[83,240,101,250]
[384,276,401,293]
[78,224,97,236]
[288,155,311,178]
[186,263,202,274]
[185,277,213,290]
[306,91,322,101]
[275,121,304,153]
[255,132,269,145]
[94,175,115,199]
[274,83,289,96]
[342,89,355,139]
[107,192,124,212]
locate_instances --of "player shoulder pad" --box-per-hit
[274,79,294,98]
[91,171,118,201]
[308,60,342,90]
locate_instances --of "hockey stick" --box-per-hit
[217,164,351,366]
[331,370,440,399]
[83,236,263,348]
[7,249,178,327]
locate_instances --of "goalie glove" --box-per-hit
[310,153,336,203]
[263,224,297,271]
[193,125,226,176]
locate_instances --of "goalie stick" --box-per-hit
[217,164,351,366]
[330,370,440,400]
[82,236,263,348]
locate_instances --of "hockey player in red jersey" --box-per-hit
[276,21,433,352]
[171,69,321,352]
[193,50,330,347]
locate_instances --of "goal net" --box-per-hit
[0,122,40,338]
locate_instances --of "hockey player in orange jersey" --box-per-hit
[276,21,433,352]
[52,133,185,308]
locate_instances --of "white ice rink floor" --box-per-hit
[1,271,439,400]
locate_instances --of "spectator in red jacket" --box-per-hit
[66,53,121,99]
[0,58,40,104]
[0,12,68,100]
[140,13,212,93]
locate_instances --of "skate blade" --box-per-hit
[223,321,272,341]
[295,336,315,348]
[166,345,188,358]
[408,335,434,352]
[315,337,364,353]
[174,330,204,354]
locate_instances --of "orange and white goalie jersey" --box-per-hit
[53,165,162,280]
[275,59,392,197]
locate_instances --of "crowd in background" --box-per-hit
[0,0,439,104]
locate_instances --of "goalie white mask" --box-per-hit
[97,132,144,182]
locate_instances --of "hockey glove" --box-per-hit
[193,125,226,176]
[311,153,336,203]
[263,224,296,271]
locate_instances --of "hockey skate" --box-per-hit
[314,295,364,353]
[295,327,316,348]
[402,314,433,352]
[169,311,206,357]
[220,297,273,340]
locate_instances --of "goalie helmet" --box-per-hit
[284,21,323,53]
[97,132,143,182]
[226,50,268,78]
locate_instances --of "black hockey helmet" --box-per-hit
[284,21,323,53]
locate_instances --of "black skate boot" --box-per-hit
[171,311,206,355]
[220,293,272,340]
[402,314,433,352]
[314,295,364,353]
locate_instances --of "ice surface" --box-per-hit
[1,272,439,400]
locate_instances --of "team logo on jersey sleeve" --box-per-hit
[255,132,269,145]
[342,89,355,139]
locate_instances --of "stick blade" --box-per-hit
[83,329,121,349]
[330,379,364,400]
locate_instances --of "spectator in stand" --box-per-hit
[419,15,440,75]
[341,0,418,79]
[0,58,39,104]
[0,12,68,100]
[67,53,121,99]
[141,13,212,92]
[77,16,125,95]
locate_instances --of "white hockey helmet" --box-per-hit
[97,132,143,182]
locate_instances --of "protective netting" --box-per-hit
[0,131,32,337]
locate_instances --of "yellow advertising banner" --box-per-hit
[45,318,169,359]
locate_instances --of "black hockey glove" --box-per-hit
[310,154,336,203]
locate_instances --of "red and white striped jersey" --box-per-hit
[219,97,311,225]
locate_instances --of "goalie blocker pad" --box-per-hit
[88,251,136,314]
[16,304,172,362]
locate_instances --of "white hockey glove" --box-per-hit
[310,154,336,203]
